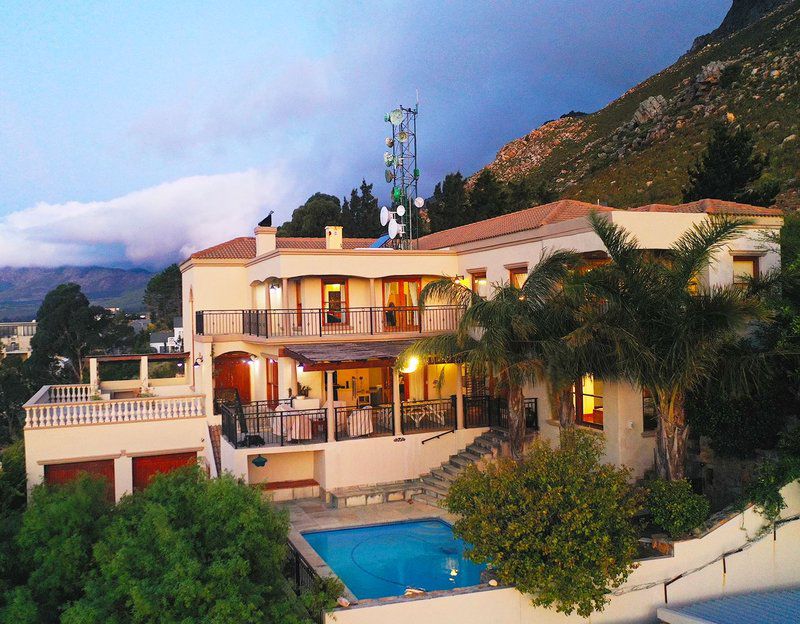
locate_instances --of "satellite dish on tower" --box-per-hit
[389,109,403,125]
[385,137,394,148]
[385,170,395,183]
[384,152,394,166]
[414,197,425,208]
[398,130,409,143]
[388,218,400,239]
[396,205,406,217]
[380,206,391,226]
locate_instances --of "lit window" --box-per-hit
[732,256,758,290]
[322,279,347,324]
[471,271,489,299]
[575,376,603,429]
[509,266,527,289]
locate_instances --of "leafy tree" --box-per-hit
[580,213,764,480]
[468,169,509,220]
[403,250,581,458]
[646,479,710,537]
[143,264,181,329]
[682,121,778,206]
[277,193,342,237]
[0,441,27,602]
[341,180,382,238]
[507,177,558,213]
[63,466,340,624]
[26,284,113,382]
[447,430,641,617]
[426,172,470,233]
[0,359,34,445]
[12,475,113,623]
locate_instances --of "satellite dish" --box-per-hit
[389,109,403,125]
[384,170,394,183]
[388,218,399,239]
[380,206,390,226]
[398,131,409,143]
[384,152,394,166]
[385,137,394,148]
[414,197,425,208]
[396,205,406,217]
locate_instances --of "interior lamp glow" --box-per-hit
[400,355,419,374]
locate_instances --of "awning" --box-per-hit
[280,340,416,371]
[657,588,800,624]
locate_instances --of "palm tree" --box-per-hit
[401,250,581,459]
[578,212,765,480]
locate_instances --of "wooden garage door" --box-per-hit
[132,452,197,492]
[44,459,115,500]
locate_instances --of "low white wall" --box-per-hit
[327,482,800,624]
[24,416,208,501]
[219,428,485,491]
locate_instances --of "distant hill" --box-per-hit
[474,0,800,210]
[0,266,153,321]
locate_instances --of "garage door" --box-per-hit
[132,452,197,492]
[44,459,115,500]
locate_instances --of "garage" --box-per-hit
[132,452,197,492]
[44,459,115,500]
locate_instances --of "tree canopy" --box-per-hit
[278,193,342,237]
[682,121,779,206]
[447,430,641,617]
[143,264,181,329]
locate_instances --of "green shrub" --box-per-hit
[446,430,642,617]
[647,479,710,537]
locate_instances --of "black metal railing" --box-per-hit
[195,305,463,339]
[401,398,456,434]
[221,402,326,448]
[334,404,394,441]
[464,395,538,431]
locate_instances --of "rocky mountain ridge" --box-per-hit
[477,0,800,210]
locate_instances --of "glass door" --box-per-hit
[382,277,421,331]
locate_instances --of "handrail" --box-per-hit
[421,428,455,444]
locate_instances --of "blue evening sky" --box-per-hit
[0,1,729,268]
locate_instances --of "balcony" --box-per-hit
[24,384,205,429]
[195,305,463,340]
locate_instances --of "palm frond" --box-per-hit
[669,216,750,288]
[419,278,477,310]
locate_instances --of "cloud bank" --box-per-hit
[0,169,293,268]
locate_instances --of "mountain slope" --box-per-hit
[478,0,800,210]
[0,266,153,321]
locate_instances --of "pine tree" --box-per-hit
[426,172,470,233]
[469,169,509,220]
[682,121,778,207]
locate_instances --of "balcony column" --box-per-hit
[369,278,376,307]
[89,358,99,392]
[392,367,402,436]
[455,363,465,430]
[326,369,336,442]
[281,278,289,309]
[139,356,149,393]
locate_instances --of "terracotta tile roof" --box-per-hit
[191,236,256,259]
[190,236,385,259]
[417,200,606,250]
[630,199,783,217]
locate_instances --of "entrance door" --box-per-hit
[266,359,279,407]
[382,277,421,331]
[132,452,197,492]
[214,352,252,403]
[45,459,115,500]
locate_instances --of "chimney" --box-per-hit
[254,226,277,256]
[325,225,343,250]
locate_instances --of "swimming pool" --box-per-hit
[302,519,486,599]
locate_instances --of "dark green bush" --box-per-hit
[647,479,710,538]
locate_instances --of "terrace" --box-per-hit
[195,304,463,340]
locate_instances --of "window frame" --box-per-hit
[321,277,349,325]
[732,255,759,290]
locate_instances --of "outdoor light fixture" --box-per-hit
[400,356,419,374]
[251,454,267,468]
[193,355,204,369]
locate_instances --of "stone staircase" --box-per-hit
[413,430,506,507]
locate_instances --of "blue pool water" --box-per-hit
[302,519,486,599]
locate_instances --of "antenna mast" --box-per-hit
[381,104,422,249]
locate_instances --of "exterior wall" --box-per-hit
[220,428,485,492]
[24,416,208,501]
[327,482,800,624]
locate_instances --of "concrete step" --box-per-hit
[464,445,489,459]
[449,455,472,468]
[441,463,464,477]
[421,481,449,498]
[413,493,444,507]
[430,468,456,483]
[471,438,496,453]
[421,474,447,488]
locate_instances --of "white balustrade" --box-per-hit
[24,388,205,429]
